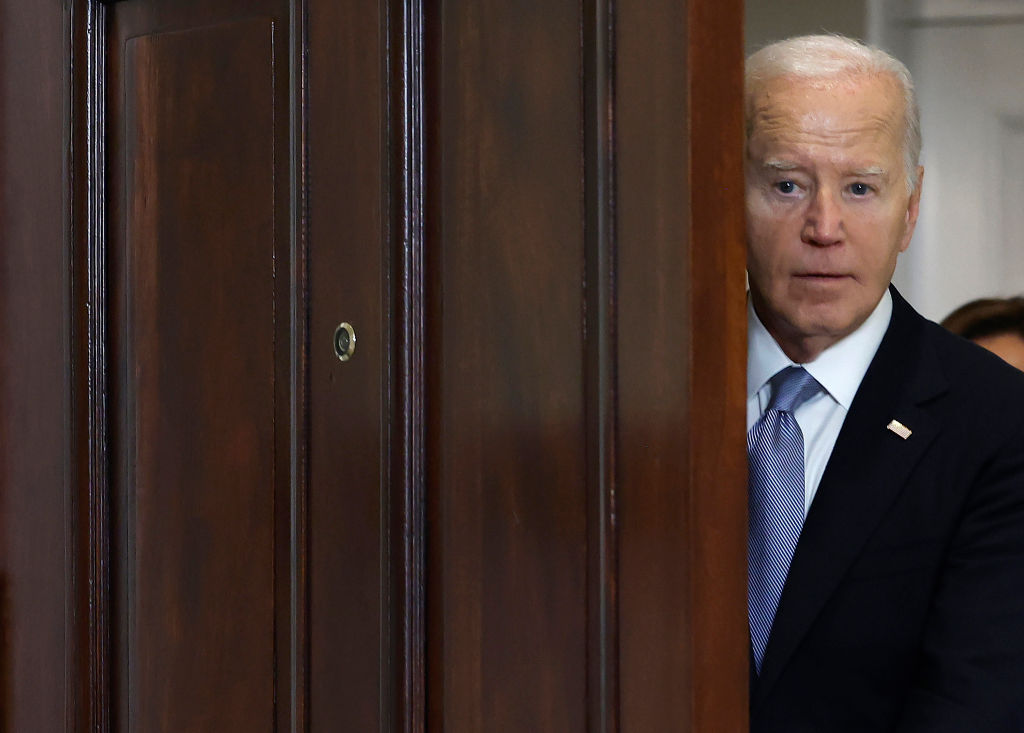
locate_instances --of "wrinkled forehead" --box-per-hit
[747,74,905,146]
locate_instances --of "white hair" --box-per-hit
[745,35,922,194]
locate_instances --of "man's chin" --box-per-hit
[792,274,856,290]
[793,309,855,337]
[771,306,864,359]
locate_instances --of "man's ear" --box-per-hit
[900,165,925,252]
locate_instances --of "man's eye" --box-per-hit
[775,180,797,194]
[849,182,871,196]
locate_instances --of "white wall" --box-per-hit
[874,1,1024,321]
[746,0,868,54]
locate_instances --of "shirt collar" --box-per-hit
[747,289,892,409]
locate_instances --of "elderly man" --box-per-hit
[745,35,1024,731]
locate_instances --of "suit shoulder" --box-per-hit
[923,318,1024,414]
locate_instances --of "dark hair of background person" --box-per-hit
[940,296,1024,341]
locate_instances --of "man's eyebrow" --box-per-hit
[850,166,886,177]
[762,159,799,172]
[758,161,889,177]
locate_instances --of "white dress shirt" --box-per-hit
[747,290,893,515]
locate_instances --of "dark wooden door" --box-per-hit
[0,0,747,730]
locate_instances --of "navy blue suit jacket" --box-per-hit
[751,287,1024,732]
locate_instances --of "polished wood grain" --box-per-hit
[616,0,748,729]
[686,1,749,728]
[0,2,74,731]
[307,0,390,729]
[6,0,748,729]
[428,0,747,729]
[120,19,278,731]
[0,576,8,732]
[428,1,590,730]
[106,1,298,730]
[615,0,695,724]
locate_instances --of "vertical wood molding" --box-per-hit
[69,1,113,730]
[85,2,111,724]
[390,0,427,730]
[582,0,620,729]
[423,0,444,727]
[288,1,311,731]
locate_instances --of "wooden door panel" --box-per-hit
[108,2,295,730]
[122,20,277,732]
[428,0,589,730]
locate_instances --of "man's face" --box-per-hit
[745,74,923,362]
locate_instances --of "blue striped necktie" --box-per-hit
[748,365,821,674]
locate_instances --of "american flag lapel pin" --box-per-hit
[887,419,912,440]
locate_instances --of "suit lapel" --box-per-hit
[752,289,948,708]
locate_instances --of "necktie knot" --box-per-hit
[767,366,820,414]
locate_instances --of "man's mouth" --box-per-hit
[794,272,849,280]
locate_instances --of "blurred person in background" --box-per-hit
[941,296,1024,371]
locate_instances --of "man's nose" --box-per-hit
[802,189,843,245]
